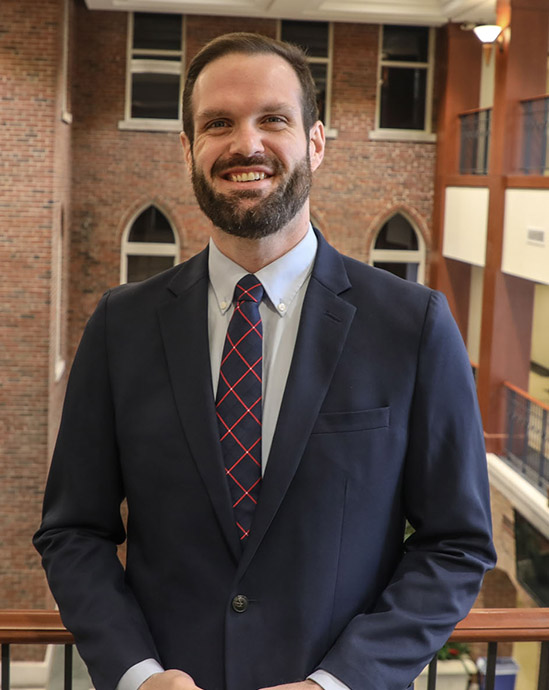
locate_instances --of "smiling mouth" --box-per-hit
[225,171,271,183]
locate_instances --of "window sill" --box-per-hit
[369,129,436,143]
[61,111,73,124]
[118,119,182,133]
[325,127,338,139]
[54,358,66,383]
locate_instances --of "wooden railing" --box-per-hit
[1,609,549,690]
[504,381,549,494]
[458,107,492,175]
[520,94,549,175]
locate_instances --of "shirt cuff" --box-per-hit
[308,669,351,690]
[117,659,165,690]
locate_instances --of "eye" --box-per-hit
[206,120,230,131]
[263,116,287,129]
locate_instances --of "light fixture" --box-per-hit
[473,24,503,44]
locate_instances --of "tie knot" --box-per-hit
[234,274,264,304]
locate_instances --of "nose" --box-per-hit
[228,121,265,157]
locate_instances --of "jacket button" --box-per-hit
[232,594,249,613]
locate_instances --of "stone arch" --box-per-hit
[119,202,181,284]
[366,207,429,284]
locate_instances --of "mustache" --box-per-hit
[211,154,284,177]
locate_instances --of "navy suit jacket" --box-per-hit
[34,231,496,690]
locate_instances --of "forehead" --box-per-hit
[192,52,303,116]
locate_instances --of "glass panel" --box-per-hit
[127,255,175,282]
[375,215,418,250]
[133,13,181,52]
[382,25,429,62]
[131,72,180,119]
[515,511,549,605]
[379,66,426,130]
[281,20,329,58]
[133,54,181,61]
[309,62,327,122]
[373,261,419,282]
[128,207,175,243]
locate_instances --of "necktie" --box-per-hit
[216,274,264,543]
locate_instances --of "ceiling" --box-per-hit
[84,0,497,27]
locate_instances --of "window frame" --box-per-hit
[54,205,66,382]
[60,0,73,124]
[277,20,338,139]
[370,25,436,143]
[120,204,180,284]
[368,214,426,285]
[119,13,186,133]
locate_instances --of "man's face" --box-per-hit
[181,52,324,239]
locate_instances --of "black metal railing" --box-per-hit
[505,381,549,494]
[520,95,549,175]
[1,609,549,690]
[459,108,492,175]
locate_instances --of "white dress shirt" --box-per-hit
[118,226,348,690]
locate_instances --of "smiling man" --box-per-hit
[35,33,496,690]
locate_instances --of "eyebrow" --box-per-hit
[196,103,300,121]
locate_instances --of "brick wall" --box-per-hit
[0,0,71,616]
[67,6,438,355]
[8,2,526,626]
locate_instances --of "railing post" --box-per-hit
[540,98,549,175]
[522,101,532,173]
[1,643,10,690]
[484,641,498,690]
[64,644,74,690]
[522,399,531,476]
[427,655,437,690]
[506,387,515,460]
[540,408,548,489]
[539,640,549,690]
[483,110,491,174]
[459,114,467,174]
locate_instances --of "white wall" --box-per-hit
[467,265,484,364]
[531,283,549,369]
[502,189,549,285]
[443,186,489,266]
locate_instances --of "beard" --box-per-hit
[190,152,312,239]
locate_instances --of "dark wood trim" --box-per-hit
[453,608,549,642]
[506,175,549,189]
[2,608,549,645]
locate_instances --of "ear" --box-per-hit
[308,120,325,173]
[180,131,193,176]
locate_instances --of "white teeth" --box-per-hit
[229,171,267,182]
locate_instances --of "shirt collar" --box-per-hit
[208,224,317,317]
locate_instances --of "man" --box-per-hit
[34,32,496,690]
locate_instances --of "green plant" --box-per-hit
[437,642,471,660]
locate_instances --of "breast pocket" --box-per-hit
[311,406,390,434]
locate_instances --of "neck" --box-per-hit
[210,207,310,273]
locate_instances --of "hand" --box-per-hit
[140,670,203,690]
[260,681,321,690]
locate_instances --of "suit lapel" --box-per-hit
[157,249,241,561]
[238,236,356,574]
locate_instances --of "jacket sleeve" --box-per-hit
[317,290,497,690]
[33,292,161,690]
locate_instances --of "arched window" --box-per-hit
[121,205,179,283]
[369,213,425,284]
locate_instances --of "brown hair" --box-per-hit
[182,32,319,146]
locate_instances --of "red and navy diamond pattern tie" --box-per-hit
[216,274,264,544]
